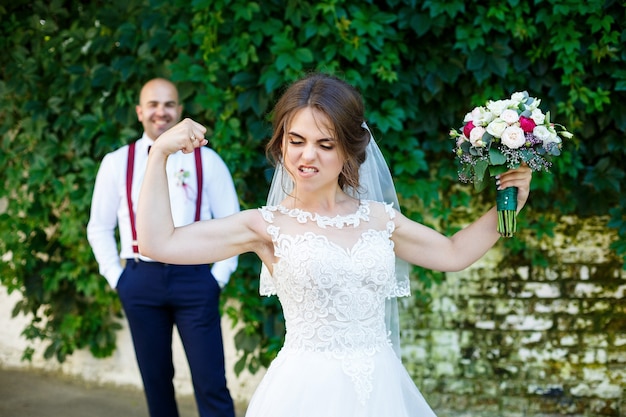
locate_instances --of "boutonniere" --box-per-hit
[174,169,193,200]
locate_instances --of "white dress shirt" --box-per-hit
[87,133,240,289]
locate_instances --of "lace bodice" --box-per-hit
[258,200,410,403]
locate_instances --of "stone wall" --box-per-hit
[401,216,625,417]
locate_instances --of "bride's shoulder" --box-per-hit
[236,208,275,242]
[230,208,269,230]
[363,200,398,219]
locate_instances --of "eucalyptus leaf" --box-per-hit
[489,147,507,165]
[475,158,489,181]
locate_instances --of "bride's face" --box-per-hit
[283,107,344,192]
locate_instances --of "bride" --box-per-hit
[137,73,532,416]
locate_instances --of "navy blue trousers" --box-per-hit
[117,259,234,417]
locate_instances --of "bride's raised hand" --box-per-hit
[152,118,208,156]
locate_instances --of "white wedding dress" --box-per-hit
[245,200,437,417]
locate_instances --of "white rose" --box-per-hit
[531,108,545,125]
[469,126,487,147]
[533,125,552,143]
[487,99,511,117]
[465,106,494,126]
[501,125,526,149]
[500,109,520,125]
[533,125,549,141]
[538,125,562,145]
[511,92,525,103]
[486,119,508,138]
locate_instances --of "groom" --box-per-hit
[87,78,239,417]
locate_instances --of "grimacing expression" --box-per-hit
[283,107,344,194]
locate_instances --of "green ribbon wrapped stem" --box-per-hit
[496,186,518,238]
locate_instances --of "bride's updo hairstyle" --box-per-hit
[266,73,370,192]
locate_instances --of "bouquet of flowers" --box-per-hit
[450,91,572,237]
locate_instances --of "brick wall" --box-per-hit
[400,216,626,417]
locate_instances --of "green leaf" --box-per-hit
[475,158,489,182]
[489,147,507,165]
[295,47,314,63]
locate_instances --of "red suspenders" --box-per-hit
[194,147,203,220]
[126,142,139,255]
[126,142,203,258]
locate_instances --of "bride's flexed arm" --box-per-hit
[136,118,261,265]
[392,165,532,272]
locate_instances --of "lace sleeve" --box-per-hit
[382,202,410,298]
[258,206,278,296]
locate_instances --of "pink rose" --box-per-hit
[469,126,487,147]
[463,121,475,138]
[519,116,536,133]
[501,126,526,149]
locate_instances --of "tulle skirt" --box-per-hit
[245,345,437,417]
